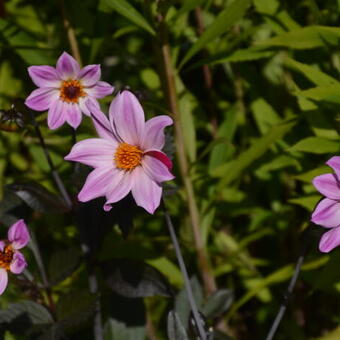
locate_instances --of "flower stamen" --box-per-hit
[60,79,86,103]
[115,143,143,170]
[0,244,14,271]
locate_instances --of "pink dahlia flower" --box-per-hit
[0,219,30,294]
[25,51,114,130]
[65,90,174,214]
[312,156,340,252]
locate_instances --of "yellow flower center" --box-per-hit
[0,244,13,271]
[114,143,143,171]
[60,79,86,103]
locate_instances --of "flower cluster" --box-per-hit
[312,157,340,253]
[0,220,30,295]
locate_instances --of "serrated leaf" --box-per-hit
[7,182,68,213]
[48,247,81,285]
[179,0,251,68]
[167,311,189,340]
[202,289,234,319]
[257,26,340,50]
[103,0,155,35]
[290,137,340,154]
[103,259,173,298]
[0,301,53,333]
[212,120,297,188]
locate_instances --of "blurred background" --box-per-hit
[0,0,340,339]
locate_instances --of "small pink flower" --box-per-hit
[312,156,340,252]
[65,90,174,214]
[25,52,114,130]
[0,220,30,294]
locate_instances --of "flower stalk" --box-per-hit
[157,15,217,296]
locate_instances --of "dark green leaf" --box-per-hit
[103,258,173,298]
[103,318,145,340]
[167,311,189,340]
[202,289,233,319]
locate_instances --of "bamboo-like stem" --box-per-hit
[265,248,306,340]
[162,200,207,340]
[157,16,216,296]
[59,0,82,66]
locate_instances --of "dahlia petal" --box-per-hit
[319,226,340,253]
[56,52,80,80]
[141,115,173,150]
[86,99,117,141]
[8,219,30,250]
[47,100,67,130]
[79,64,101,87]
[66,103,82,129]
[0,269,8,295]
[131,166,162,214]
[311,198,340,229]
[28,65,60,88]
[104,170,133,210]
[142,153,174,183]
[109,90,145,145]
[313,174,340,200]
[65,138,116,168]
[79,96,97,116]
[87,81,114,99]
[78,167,114,202]
[0,241,5,252]
[10,251,27,274]
[326,156,340,177]
[25,88,59,111]
[144,149,173,170]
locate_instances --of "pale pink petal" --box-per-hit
[319,226,340,253]
[104,170,133,210]
[144,150,173,170]
[142,153,174,183]
[65,138,117,168]
[8,219,30,250]
[56,52,80,80]
[141,115,173,150]
[313,174,340,200]
[0,241,5,252]
[311,198,340,229]
[131,166,162,214]
[25,88,59,111]
[10,251,27,274]
[65,103,82,129]
[47,100,67,130]
[78,167,114,202]
[86,81,114,98]
[86,99,117,141]
[79,96,98,116]
[0,269,8,295]
[109,90,145,145]
[28,65,61,88]
[78,65,101,87]
[326,156,340,178]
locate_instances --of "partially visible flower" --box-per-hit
[25,52,114,130]
[0,220,30,294]
[312,156,340,253]
[65,90,174,214]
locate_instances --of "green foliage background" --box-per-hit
[0,0,340,339]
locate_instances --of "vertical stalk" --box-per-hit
[157,16,216,296]
[162,200,207,340]
[265,248,306,340]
